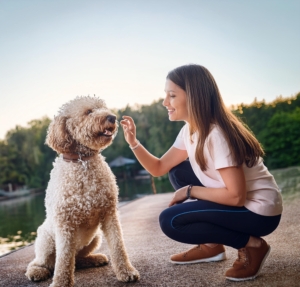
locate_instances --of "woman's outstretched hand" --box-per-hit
[120,116,138,147]
[169,186,189,207]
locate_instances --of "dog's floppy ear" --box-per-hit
[45,115,75,154]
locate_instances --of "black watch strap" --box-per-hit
[186,184,193,199]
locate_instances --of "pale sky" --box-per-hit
[0,0,299,139]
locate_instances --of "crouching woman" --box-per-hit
[121,64,282,281]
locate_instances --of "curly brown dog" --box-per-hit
[25,96,140,287]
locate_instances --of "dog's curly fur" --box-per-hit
[25,96,140,287]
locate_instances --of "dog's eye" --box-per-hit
[86,109,93,115]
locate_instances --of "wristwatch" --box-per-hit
[186,184,193,200]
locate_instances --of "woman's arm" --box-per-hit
[120,116,188,177]
[169,165,246,207]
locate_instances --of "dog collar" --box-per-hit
[62,153,97,163]
[62,153,97,171]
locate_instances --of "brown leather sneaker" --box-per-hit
[170,244,226,264]
[225,238,271,281]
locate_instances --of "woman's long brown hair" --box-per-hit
[167,64,264,171]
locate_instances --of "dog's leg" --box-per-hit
[76,234,109,269]
[50,228,76,287]
[102,211,140,282]
[25,223,55,282]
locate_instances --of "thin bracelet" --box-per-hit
[186,184,193,199]
[129,140,140,150]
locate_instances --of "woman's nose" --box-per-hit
[162,97,168,107]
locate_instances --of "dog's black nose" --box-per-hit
[107,115,116,124]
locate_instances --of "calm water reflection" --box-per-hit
[118,177,173,201]
[0,193,46,237]
[0,177,173,255]
[0,193,45,255]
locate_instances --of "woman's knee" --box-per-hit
[168,160,203,190]
[168,161,192,190]
[159,208,169,231]
[159,208,174,237]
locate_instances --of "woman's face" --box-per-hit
[163,79,189,122]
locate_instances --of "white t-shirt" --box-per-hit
[173,124,283,216]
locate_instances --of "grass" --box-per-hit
[270,166,300,201]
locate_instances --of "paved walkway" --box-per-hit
[0,192,299,287]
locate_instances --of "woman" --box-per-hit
[120,64,282,281]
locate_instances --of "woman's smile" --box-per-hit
[163,79,189,122]
[167,108,175,115]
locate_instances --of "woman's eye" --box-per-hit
[86,109,92,115]
[170,95,176,98]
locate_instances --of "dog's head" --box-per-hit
[46,96,118,155]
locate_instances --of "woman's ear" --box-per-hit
[45,116,74,154]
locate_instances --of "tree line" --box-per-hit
[232,93,300,168]
[0,92,299,189]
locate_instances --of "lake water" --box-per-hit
[0,177,173,256]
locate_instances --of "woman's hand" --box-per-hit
[120,116,138,147]
[169,186,189,207]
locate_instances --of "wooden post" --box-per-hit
[151,176,157,194]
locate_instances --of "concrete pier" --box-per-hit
[0,192,299,287]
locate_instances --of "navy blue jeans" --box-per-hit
[159,160,281,249]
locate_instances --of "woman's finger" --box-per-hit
[122,115,134,122]
[120,121,128,128]
[123,116,135,127]
[168,196,176,207]
[120,118,130,125]
[121,119,133,128]
[121,123,132,133]
[122,116,134,125]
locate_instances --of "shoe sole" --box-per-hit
[170,252,226,265]
[226,245,271,282]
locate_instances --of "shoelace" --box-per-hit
[183,245,201,258]
[236,248,249,266]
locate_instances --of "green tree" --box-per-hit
[261,108,300,169]
[1,92,299,188]
[0,141,28,186]
[2,117,56,188]
[232,92,300,169]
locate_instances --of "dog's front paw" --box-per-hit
[25,265,52,282]
[76,253,109,269]
[116,265,140,282]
